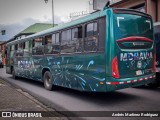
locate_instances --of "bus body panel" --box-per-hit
[44,54,106,92]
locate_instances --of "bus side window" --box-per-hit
[61,29,72,53]
[32,37,44,55]
[17,43,24,56]
[32,39,35,48]
[84,22,98,52]
[44,35,52,54]
[51,33,60,54]
[15,44,18,51]
[14,44,18,56]
[71,26,83,53]
[23,41,29,57]
[10,45,14,58]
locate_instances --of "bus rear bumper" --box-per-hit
[106,74,156,91]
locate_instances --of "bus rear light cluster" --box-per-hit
[112,56,120,79]
[106,75,155,85]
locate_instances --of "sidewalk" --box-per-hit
[0,79,66,120]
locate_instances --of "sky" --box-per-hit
[0,0,89,41]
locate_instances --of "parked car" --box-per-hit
[0,59,3,68]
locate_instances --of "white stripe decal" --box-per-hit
[106,82,111,85]
[127,81,131,83]
[106,75,155,85]
[139,78,143,81]
[119,82,124,84]
[134,80,138,82]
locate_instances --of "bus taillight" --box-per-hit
[112,56,120,79]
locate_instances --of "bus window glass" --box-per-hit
[61,29,73,53]
[32,37,44,55]
[52,33,60,44]
[35,38,42,46]
[56,33,59,44]
[71,26,83,52]
[86,23,94,37]
[49,33,60,54]
[15,44,18,51]
[17,43,23,56]
[52,34,56,44]
[114,14,153,40]
[24,41,29,56]
[44,35,52,54]
[72,28,78,40]
[62,29,71,41]
[45,35,52,45]
[10,45,15,58]
[11,45,15,51]
[29,40,32,55]
[85,22,98,52]
[94,23,97,35]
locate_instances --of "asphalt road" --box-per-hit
[0,68,160,120]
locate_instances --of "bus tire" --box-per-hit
[12,68,18,79]
[43,71,54,91]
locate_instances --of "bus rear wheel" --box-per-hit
[43,71,54,91]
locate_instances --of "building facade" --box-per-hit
[90,0,160,22]
[110,0,160,22]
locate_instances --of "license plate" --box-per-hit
[136,70,142,75]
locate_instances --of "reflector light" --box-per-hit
[100,82,104,85]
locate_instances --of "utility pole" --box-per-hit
[44,0,54,27]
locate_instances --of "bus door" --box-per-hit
[32,38,44,81]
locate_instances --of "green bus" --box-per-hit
[6,8,156,92]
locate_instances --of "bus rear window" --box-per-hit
[113,14,153,41]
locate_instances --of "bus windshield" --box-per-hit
[113,14,153,40]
